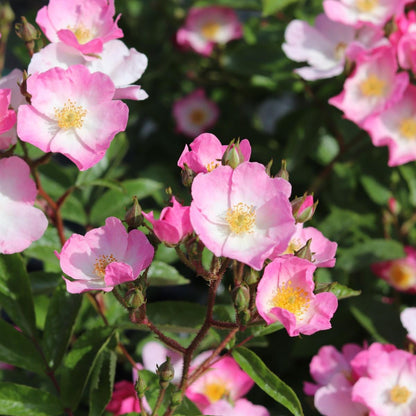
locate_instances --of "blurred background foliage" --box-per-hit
[2,0,416,415]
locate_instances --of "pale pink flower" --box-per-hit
[363,84,416,166]
[106,381,141,416]
[329,46,409,125]
[272,224,337,268]
[57,217,154,293]
[0,89,17,150]
[186,353,253,411]
[204,398,269,416]
[173,90,219,138]
[323,0,411,27]
[190,162,295,270]
[282,14,383,81]
[176,6,243,56]
[143,196,193,245]
[17,65,128,171]
[177,132,251,174]
[0,157,48,254]
[371,246,416,292]
[36,0,123,55]
[27,41,148,101]
[256,257,338,336]
[400,307,416,344]
[352,348,416,416]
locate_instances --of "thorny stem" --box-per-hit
[146,321,186,354]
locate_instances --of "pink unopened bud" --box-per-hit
[292,194,317,223]
[222,139,245,168]
[388,197,400,215]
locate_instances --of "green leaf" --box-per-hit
[90,178,163,225]
[0,254,36,336]
[232,347,303,416]
[315,282,361,300]
[337,239,405,272]
[147,261,189,286]
[0,382,63,416]
[0,319,45,373]
[360,175,391,205]
[60,327,114,410]
[89,350,117,416]
[29,271,61,295]
[42,284,82,370]
[60,193,87,224]
[146,301,205,333]
[262,0,297,15]
[399,164,416,206]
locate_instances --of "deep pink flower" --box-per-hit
[371,246,416,292]
[143,196,193,245]
[28,41,148,102]
[36,0,123,55]
[0,157,48,254]
[177,133,251,174]
[190,162,295,270]
[173,90,219,138]
[363,85,416,166]
[186,353,253,411]
[106,381,141,416]
[176,6,243,56]
[57,217,154,293]
[0,89,17,150]
[256,257,338,336]
[17,65,128,171]
[391,11,416,72]
[329,46,409,125]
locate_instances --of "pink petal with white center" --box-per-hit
[205,398,269,416]
[64,276,109,294]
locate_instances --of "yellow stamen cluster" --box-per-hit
[206,161,220,172]
[201,21,221,41]
[283,238,302,255]
[204,382,228,403]
[390,385,411,404]
[189,108,206,125]
[334,42,347,60]
[389,263,415,290]
[225,202,256,234]
[359,74,386,97]
[54,99,87,130]
[399,118,416,140]
[68,25,93,44]
[356,0,379,13]
[272,281,311,319]
[93,254,118,279]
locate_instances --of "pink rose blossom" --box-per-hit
[400,307,416,344]
[176,6,243,56]
[282,14,383,81]
[143,196,193,245]
[329,46,409,125]
[371,246,416,292]
[204,398,269,416]
[36,0,123,55]
[173,90,219,138]
[352,348,416,416]
[256,257,338,336]
[57,216,154,293]
[0,157,48,254]
[177,132,251,174]
[391,11,416,72]
[106,381,141,415]
[363,85,416,166]
[190,162,295,270]
[0,89,17,150]
[28,41,148,101]
[186,353,253,411]
[17,65,128,171]
[323,0,411,27]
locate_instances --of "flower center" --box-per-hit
[360,74,385,97]
[68,24,93,44]
[189,108,206,125]
[399,118,416,140]
[93,254,118,279]
[201,21,221,41]
[272,281,311,319]
[283,238,303,255]
[389,263,415,289]
[390,385,411,404]
[226,202,256,234]
[206,161,220,172]
[204,382,228,403]
[55,99,87,129]
[356,0,378,12]
[334,42,347,60]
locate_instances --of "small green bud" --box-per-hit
[295,239,313,262]
[232,285,250,313]
[170,390,183,407]
[276,159,289,181]
[238,309,251,325]
[181,163,195,187]
[244,268,260,285]
[15,16,39,43]
[265,159,273,177]
[135,375,147,398]
[157,357,174,386]
[129,288,145,309]
[222,139,245,169]
[125,196,143,230]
